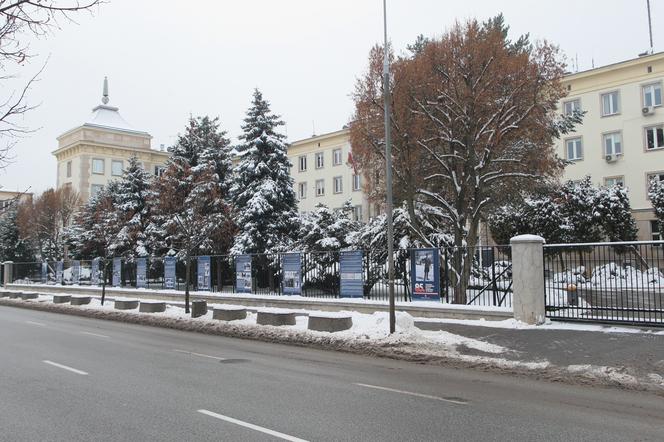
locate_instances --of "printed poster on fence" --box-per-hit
[197,256,211,291]
[72,260,80,285]
[235,255,252,293]
[411,248,440,301]
[41,262,47,283]
[340,250,363,298]
[164,256,176,289]
[112,257,121,287]
[55,261,63,284]
[282,253,301,295]
[136,257,147,289]
[91,257,100,285]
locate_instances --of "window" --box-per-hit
[154,165,165,177]
[352,205,363,222]
[315,152,324,169]
[92,158,105,174]
[604,176,625,187]
[333,176,343,194]
[90,184,103,197]
[646,126,664,150]
[601,91,620,116]
[563,99,581,116]
[315,179,325,196]
[566,137,583,161]
[111,160,123,176]
[333,148,342,166]
[298,155,307,172]
[603,132,622,156]
[643,82,662,107]
[66,161,72,178]
[298,182,307,199]
[651,220,662,241]
[352,174,361,191]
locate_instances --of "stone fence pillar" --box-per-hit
[3,261,13,287]
[510,235,545,325]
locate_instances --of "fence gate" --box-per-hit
[543,241,664,326]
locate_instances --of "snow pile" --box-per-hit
[590,263,664,289]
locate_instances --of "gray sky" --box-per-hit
[1,0,660,193]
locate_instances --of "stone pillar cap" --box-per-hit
[510,234,545,244]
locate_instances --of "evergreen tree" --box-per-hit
[649,179,664,238]
[558,176,604,244]
[598,184,638,243]
[0,207,35,262]
[296,202,358,253]
[231,89,299,255]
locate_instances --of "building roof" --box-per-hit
[563,51,664,82]
[288,127,350,147]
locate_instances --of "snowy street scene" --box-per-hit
[2,1,664,441]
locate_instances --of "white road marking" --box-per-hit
[43,360,89,376]
[354,383,468,405]
[197,409,309,442]
[80,331,109,339]
[25,321,45,327]
[173,349,226,361]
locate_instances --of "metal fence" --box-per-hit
[544,241,664,325]
[7,246,513,307]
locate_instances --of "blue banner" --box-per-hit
[72,260,80,285]
[112,257,121,287]
[235,255,252,293]
[282,253,301,295]
[340,250,363,298]
[55,261,63,284]
[197,256,211,291]
[164,256,176,289]
[91,257,100,285]
[411,248,440,301]
[41,262,47,283]
[136,257,147,289]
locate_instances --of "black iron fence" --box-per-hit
[544,241,664,325]
[7,246,513,307]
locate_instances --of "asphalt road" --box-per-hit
[1,306,663,442]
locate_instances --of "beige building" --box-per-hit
[559,52,664,240]
[0,189,32,211]
[288,128,372,222]
[52,78,169,201]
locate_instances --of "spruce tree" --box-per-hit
[0,207,35,262]
[231,89,298,255]
[599,184,638,243]
[649,179,664,238]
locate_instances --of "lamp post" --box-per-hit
[382,0,396,334]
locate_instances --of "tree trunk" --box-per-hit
[185,255,191,313]
[101,260,107,306]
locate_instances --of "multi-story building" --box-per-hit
[559,52,664,240]
[52,78,169,201]
[287,128,372,222]
[0,189,32,211]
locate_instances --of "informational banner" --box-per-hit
[112,257,121,287]
[282,253,301,295]
[72,260,80,285]
[411,248,440,301]
[91,257,100,285]
[164,256,176,289]
[235,255,252,293]
[136,257,147,289]
[55,261,63,285]
[340,250,363,298]
[41,262,47,283]
[197,256,211,291]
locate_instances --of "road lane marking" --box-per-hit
[173,349,227,361]
[80,331,109,339]
[354,383,468,405]
[43,360,89,376]
[25,321,45,327]
[197,409,309,442]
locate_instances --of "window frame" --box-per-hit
[643,82,663,108]
[298,155,307,172]
[565,136,583,161]
[602,131,623,156]
[66,160,72,178]
[332,148,343,166]
[644,125,664,151]
[315,152,324,169]
[600,90,620,117]
[352,174,361,191]
[111,160,124,177]
[651,220,662,242]
[298,182,307,199]
[352,205,363,222]
[563,98,581,116]
[333,176,343,194]
[603,175,625,187]
[646,170,664,199]
[315,179,325,196]
[91,158,105,175]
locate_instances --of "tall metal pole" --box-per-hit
[383,0,396,334]
[647,0,654,53]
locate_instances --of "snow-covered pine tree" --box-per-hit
[559,176,604,244]
[296,202,358,253]
[0,207,35,262]
[598,184,637,243]
[649,179,664,238]
[231,89,299,255]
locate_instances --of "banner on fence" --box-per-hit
[41,262,47,283]
[235,255,252,293]
[55,261,63,284]
[340,250,363,298]
[197,256,211,291]
[164,256,176,289]
[112,258,121,287]
[91,257,100,285]
[282,253,301,295]
[136,257,147,289]
[72,260,81,285]
[411,248,440,301]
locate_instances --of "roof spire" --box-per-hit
[102,76,109,105]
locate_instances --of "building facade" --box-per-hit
[0,190,32,211]
[287,128,372,222]
[559,52,664,240]
[52,78,169,201]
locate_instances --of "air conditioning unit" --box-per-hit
[643,106,655,116]
[605,154,617,163]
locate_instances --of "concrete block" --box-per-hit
[19,292,39,300]
[511,234,546,325]
[0,291,10,298]
[139,301,166,313]
[212,307,247,321]
[191,300,207,318]
[114,299,139,310]
[70,295,92,306]
[52,295,71,304]
[256,310,296,326]
[308,314,353,332]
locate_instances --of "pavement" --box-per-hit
[2,305,664,441]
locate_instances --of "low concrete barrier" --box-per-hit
[8,291,20,299]
[256,310,296,326]
[308,314,353,332]
[139,301,166,313]
[191,300,207,318]
[212,306,247,321]
[0,290,14,298]
[70,295,92,306]
[52,295,71,304]
[114,299,139,310]
[19,292,39,300]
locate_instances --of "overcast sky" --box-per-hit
[1,0,661,193]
